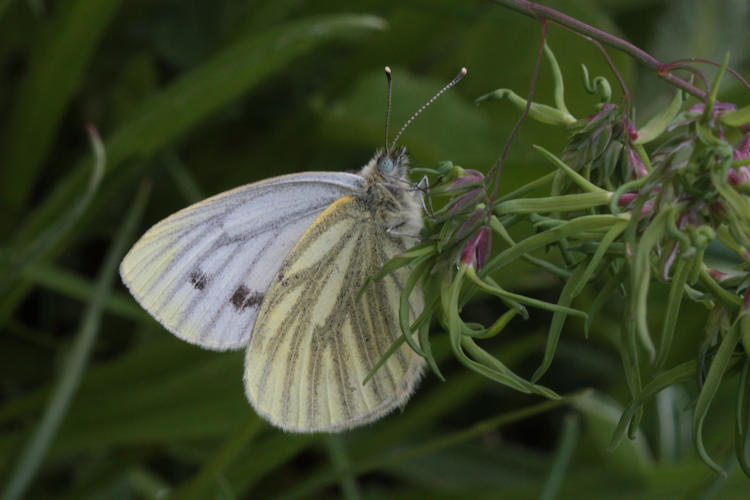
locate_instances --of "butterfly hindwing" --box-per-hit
[244,196,424,432]
[119,172,363,350]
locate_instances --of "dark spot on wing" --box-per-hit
[230,285,264,311]
[277,271,289,287]
[188,270,208,290]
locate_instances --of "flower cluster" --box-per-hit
[377,46,750,476]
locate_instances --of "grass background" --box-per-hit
[1,0,750,498]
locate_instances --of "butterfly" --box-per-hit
[119,67,466,432]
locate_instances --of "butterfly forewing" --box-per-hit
[120,172,363,350]
[244,196,424,432]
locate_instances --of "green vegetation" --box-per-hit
[2,0,750,498]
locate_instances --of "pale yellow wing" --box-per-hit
[244,196,424,432]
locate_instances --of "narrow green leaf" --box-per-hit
[571,221,627,299]
[467,268,585,318]
[417,316,444,382]
[462,336,559,399]
[0,127,105,291]
[482,215,625,276]
[655,258,691,369]
[477,308,517,339]
[633,89,683,144]
[323,436,362,500]
[584,267,626,338]
[735,359,750,477]
[544,42,569,116]
[281,390,590,499]
[494,172,556,203]
[632,208,672,362]
[699,268,743,309]
[619,304,644,438]
[533,264,589,383]
[539,413,580,500]
[165,152,205,204]
[172,417,262,500]
[495,192,611,214]
[533,145,608,194]
[475,88,576,125]
[693,324,741,476]
[702,52,730,122]
[397,258,432,357]
[721,105,750,127]
[743,314,750,360]
[20,262,146,321]
[0,181,150,500]
[609,361,695,451]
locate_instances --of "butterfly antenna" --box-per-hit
[389,67,467,151]
[384,66,393,151]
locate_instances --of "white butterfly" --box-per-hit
[120,67,466,432]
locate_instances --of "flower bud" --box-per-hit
[460,226,492,270]
[733,133,750,161]
[626,146,648,178]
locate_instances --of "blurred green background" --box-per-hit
[2,0,750,498]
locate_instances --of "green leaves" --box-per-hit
[694,323,742,475]
[1,182,150,500]
[0,0,124,216]
[388,35,750,481]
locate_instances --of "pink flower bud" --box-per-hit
[446,188,485,217]
[733,133,750,161]
[448,170,484,190]
[728,166,750,185]
[626,146,648,178]
[460,226,492,269]
[626,122,638,141]
[617,193,638,206]
[708,269,727,281]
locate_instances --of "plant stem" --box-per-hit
[492,0,707,100]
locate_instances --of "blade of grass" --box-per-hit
[20,262,146,322]
[0,0,124,217]
[171,416,262,500]
[0,181,150,500]
[539,413,580,500]
[164,152,205,204]
[323,436,362,500]
[0,125,105,291]
[277,390,592,500]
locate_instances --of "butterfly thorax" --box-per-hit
[357,147,423,244]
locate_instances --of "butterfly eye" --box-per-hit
[378,156,395,174]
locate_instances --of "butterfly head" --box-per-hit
[376,146,409,178]
[361,147,410,184]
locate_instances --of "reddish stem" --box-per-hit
[493,0,707,100]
